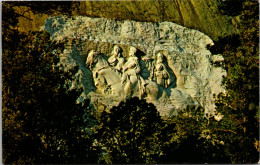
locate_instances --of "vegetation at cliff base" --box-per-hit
[209,1,259,163]
[94,97,175,164]
[2,3,96,163]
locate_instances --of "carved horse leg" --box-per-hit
[144,80,159,102]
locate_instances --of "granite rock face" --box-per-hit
[79,0,240,41]
[13,1,240,42]
[44,16,226,116]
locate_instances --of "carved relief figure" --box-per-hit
[153,52,174,88]
[122,46,146,98]
[86,50,123,96]
[86,50,109,72]
[108,45,125,73]
[142,56,154,80]
[155,63,170,87]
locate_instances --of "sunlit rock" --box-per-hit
[44,16,226,116]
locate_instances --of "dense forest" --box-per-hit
[2,1,259,164]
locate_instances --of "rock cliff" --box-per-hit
[76,0,240,41]
[14,1,240,41]
[44,16,226,116]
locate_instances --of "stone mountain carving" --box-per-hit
[108,45,124,73]
[86,50,123,96]
[152,52,175,88]
[86,45,162,101]
[121,46,147,99]
[44,16,226,117]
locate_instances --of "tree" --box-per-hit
[208,0,259,163]
[2,29,98,163]
[158,105,231,164]
[216,0,244,16]
[94,97,175,164]
[2,2,99,162]
[2,1,76,16]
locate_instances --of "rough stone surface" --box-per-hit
[43,16,226,116]
[13,1,240,42]
[79,0,240,41]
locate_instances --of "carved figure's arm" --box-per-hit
[163,70,169,79]
[135,63,141,74]
[115,58,124,71]
[122,63,128,72]
[122,59,133,72]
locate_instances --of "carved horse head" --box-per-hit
[86,50,109,72]
[86,50,98,70]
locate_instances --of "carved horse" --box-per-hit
[86,50,123,96]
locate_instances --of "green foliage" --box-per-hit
[160,106,231,164]
[2,3,98,164]
[94,97,175,164]
[208,0,259,163]
[216,0,243,16]
[2,29,97,163]
[3,1,76,15]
